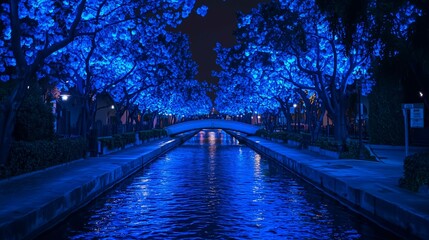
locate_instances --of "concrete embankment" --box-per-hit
[0,131,196,240]
[227,131,429,240]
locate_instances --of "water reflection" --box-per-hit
[39,130,399,240]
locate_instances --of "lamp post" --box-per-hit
[358,78,364,159]
[58,92,71,137]
[293,103,298,132]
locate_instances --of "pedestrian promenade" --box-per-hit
[229,131,429,240]
[0,133,194,240]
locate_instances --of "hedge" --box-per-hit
[314,138,340,152]
[138,129,167,141]
[255,129,269,137]
[256,129,374,160]
[269,132,289,141]
[339,141,374,160]
[99,130,167,150]
[1,137,87,178]
[399,152,429,192]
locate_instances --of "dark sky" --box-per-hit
[177,0,268,86]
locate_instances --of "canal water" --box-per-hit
[40,130,398,239]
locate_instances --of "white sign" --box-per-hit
[410,108,424,128]
[402,103,414,109]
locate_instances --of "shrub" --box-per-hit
[287,132,303,143]
[339,141,374,160]
[122,132,136,145]
[255,129,269,137]
[99,130,167,151]
[314,138,340,152]
[98,136,114,150]
[98,132,138,150]
[300,132,311,148]
[138,129,167,141]
[1,137,86,178]
[98,135,123,150]
[112,134,125,149]
[138,130,153,141]
[153,129,167,138]
[312,138,374,160]
[399,152,429,192]
[270,132,288,141]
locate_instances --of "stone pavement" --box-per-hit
[229,131,429,240]
[367,144,429,165]
[0,133,194,240]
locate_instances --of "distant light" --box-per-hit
[419,91,424,98]
[61,95,69,101]
[293,104,297,108]
[111,105,115,109]
[27,86,30,89]
[257,115,261,119]
[196,5,208,17]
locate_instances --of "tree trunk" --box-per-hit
[333,101,348,149]
[312,106,325,141]
[276,96,293,132]
[0,105,18,165]
[0,82,26,165]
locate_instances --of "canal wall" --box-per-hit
[0,131,197,240]
[227,131,428,240]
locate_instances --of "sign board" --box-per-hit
[402,103,425,156]
[402,103,424,109]
[410,108,424,128]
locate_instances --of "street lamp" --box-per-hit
[293,103,298,132]
[61,93,70,101]
[57,92,71,137]
[357,78,364,159]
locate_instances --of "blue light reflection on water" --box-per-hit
[39,130,398,239]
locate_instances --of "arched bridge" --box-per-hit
[165,119,261,136]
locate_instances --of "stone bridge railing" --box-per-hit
[165,119,261,136]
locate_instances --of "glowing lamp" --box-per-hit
[61,94,70,101]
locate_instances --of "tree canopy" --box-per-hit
[214,0,420,143]
[0,0,211,164]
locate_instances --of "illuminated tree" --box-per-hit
[316,0,427,141]
[227,0,376,145]
[109,32,211,129]
[0,0,201,165]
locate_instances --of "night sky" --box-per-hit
[177,0,268,86]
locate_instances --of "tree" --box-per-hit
[0,0,201,165]
[316,0,428,110]
[0,0,88,165]
[230,0,375,146]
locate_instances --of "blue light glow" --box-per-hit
[196,5,208,17]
